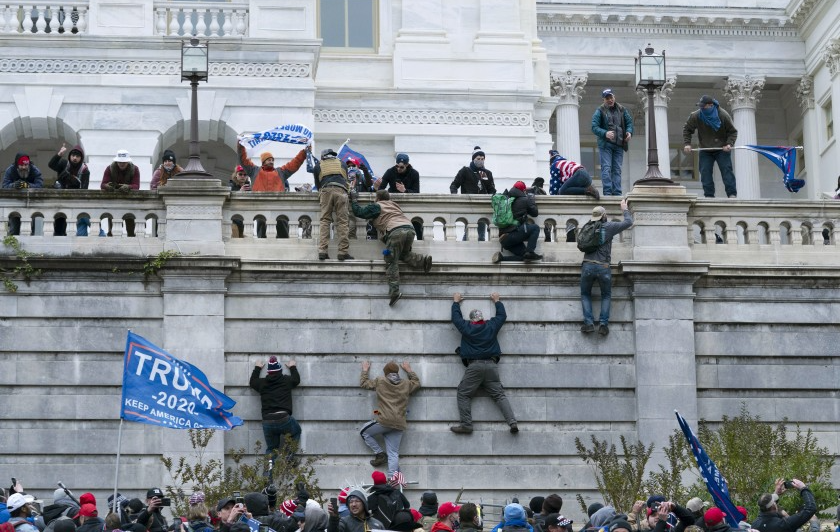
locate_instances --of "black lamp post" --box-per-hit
[178,38,212,178]
[634,44,674,185]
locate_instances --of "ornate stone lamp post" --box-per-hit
[178,38,212,178]
[635,44,674,185]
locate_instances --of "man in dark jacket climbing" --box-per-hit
[250,356,301,458]
[450,292,517,435]
[493,181,542,263]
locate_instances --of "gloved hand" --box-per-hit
[15,180,29,189]
[348,189,359,202]
[104,182,116,191]
[118,184,131,192]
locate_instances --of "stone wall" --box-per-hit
[1,183,840,522]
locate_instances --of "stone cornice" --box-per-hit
[313,109,533,127]
[537,6,797,38]
[787,0,825,28]
[0,58,311,77]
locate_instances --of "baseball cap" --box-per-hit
[602,89,614,98]
[147,488,164,499]
[74,504,98,519]
[6,493,35,512]
[591,206,606,221]
[685,497,707,513]
[438,502,461,518]
[216,497,236,512]
[704,508,726,527]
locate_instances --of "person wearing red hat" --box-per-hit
[492,180,543,263]
[3,152,43,190]
[367,471,410,529]
[430,503,462,532]
[250,356,302,460]
[76,504,104,532]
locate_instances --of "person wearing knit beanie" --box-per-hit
[371,471,387,486]
[450,146,496,241]
[492,177,543,264]
[250,357,302,459]
[359,360,421,476]
[151,149,183,190]
[235,136,307,194]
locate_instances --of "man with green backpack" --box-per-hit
[491,181,543,263]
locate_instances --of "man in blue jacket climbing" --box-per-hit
[450,292,518,435]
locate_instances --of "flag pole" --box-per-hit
[691,146,804,151]
[113,418,124,516]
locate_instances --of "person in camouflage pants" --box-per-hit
[350,189,433,307]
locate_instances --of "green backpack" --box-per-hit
[491,192,519,228]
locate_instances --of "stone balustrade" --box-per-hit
[0,3,88,34]
[154,1,249,37]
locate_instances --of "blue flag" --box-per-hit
[675,411,741,528]
[741,145,804,193]
[337,144,376,178]
[120,332,243,430]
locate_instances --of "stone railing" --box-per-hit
[0,3,88,34]
[153,1,249,37]
[3,186,840,265]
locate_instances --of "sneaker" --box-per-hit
[509,423,519,434]
[389,292,402,306]
[318,253,328,260]
[337,254,354,261]
[369,452,387,467]
[585,185,601,200]
[423,255,433,273]
[523,251,543,262]
[450,424,473,434]
[580,323,595,333]
[599,324,609,336]
[492,252,502,264]
[728,194,737,198]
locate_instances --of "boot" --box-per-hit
[370,452,387,467]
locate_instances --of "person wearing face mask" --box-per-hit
[431,503,462,532]
[451,146,496,241]
[150,150,183,190]
[683,94,738,198]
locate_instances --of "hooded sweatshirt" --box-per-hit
[359,368,421,430]
[327,492,384,532]
[249,365,300,417]
[48,145,89,189]
[2,152,43,189]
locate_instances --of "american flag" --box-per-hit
[389,471,407,488]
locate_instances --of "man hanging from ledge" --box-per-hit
[350,188,433,306]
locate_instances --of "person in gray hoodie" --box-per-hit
[327,490,384,532]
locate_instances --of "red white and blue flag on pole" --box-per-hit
[740,145,804,193]
[337,143,376,178]
[120,332,243,430]
[675,410,741,528]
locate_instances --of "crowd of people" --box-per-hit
[0,476,825,532]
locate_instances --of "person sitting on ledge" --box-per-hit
[493,181,543,264]
[548,150,600,199]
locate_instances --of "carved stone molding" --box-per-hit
[632,211,687,224]
[534,120,549,133]
[550,70,587,105]
[0,59,311,77]
[823,39,840,78]
[795,76,814,112]
[538,14,797,38]
[654,76,678,106]
[314,109,532,127]
[724,75,765,110]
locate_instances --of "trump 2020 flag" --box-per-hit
[238,124,313,150]
[121,332,243,430]
[740,145,804,193]
[675,411,741,528]
[337,143,376,178]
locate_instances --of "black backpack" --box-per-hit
[577,220,605,253]
[373,489,404,528]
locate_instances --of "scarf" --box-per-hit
[699,102,722,131]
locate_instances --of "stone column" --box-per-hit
[623,187,709,452]
[636,77,677,181]
[724,75,765,199]
[795,76,820,199]
[824,41,840,177]
[550,70,587,164]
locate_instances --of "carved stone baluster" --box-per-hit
[444,220,456,241]
[235,10,246,36]
[111,218,123,238]
[20,216,32,236]
[54,6,66,34]
[209,9,220,36]
[34,5,46,33]
[221,9,232,36]
[243,219,254,238]
[195,9,207,36]
[703,227,716,246]
[747,227,758,245]
[725,226,737,244]
[22,6,35,33]
[768,227,781,246]
[167,8,179,35]
[155,8,167,35]
[135,219,147,238]
[76,7,86,33]
[43,219,54,236]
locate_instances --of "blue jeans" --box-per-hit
[360,420,404,477]
[580,261,612,326]
[699,150,737,198]
[262,415,301,458]
[499,224,539,259]
[599,143,624,196]
[559,169,592,195]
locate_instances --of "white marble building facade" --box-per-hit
[0,0,838,196]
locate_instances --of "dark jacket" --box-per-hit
[244,493,296,532]
[328,514,384,532]
[450,164,495,194]
[48,145,90,189]
[379,165,420,193]
[752,489,816,532]
[499,187,538,236]
[133,509,167,532]
[582,210,633,265]
[312,158,348,190]
[367,485,411,528]
[592,103,634,150]
[2,152,43,189]
[77,517,106,532]
[683,107,738,149]
[250,366,300,418]
[451,301,506,360]
[101,162,140,190]
[652,505,696,532]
